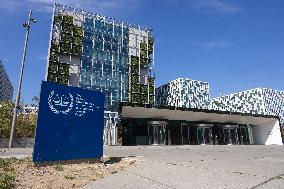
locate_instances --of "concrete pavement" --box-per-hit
[83,145,284,189]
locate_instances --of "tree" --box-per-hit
[0,101,14,138]
[0,100,36,138]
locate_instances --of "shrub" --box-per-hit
[0,158,17,189]
[0,173,15,189]
[0,101,36,138]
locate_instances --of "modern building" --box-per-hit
[210,88,284,124]
[44,4,283,146]
[120,79,283,146]
[156,78,210,109]
[46,4,155,111]
[45,4,155,145]
[120,104,281,145]
[0,60,13,102]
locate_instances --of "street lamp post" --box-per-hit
[9,10,37,148]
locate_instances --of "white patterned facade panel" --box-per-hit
[156,78,210,109]
[262,89,284,123]
[210,88,284,124]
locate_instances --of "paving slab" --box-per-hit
[83,145,284,189]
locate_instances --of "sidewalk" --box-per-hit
[83,146,284,189]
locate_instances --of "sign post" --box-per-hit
[33,81,105,163]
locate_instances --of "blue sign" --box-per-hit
[33,81,105,162]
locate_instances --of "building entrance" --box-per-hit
[148,121,167,145]
[238,126,253,144]
[196,124,213,145]
[223,125,239,145]
[181,123,190,144]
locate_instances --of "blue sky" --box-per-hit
[0,0,283,104]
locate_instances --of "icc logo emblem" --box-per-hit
[48,91,74,115]
[48,90,98,117]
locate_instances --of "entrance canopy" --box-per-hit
[121,105,283,145]
[121,106,279,125]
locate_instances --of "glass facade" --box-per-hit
[122,118,254,146]
[46,4,155,111]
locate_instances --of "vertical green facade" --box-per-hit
[46,4,155,110]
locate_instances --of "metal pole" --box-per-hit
[9,10,32,148]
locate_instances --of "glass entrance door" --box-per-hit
[223,125,239,145]
[148,121,167,145]
[152,125,166,145]
[239,126,252,145]
[197,125,213,145]
[182,123,190,144]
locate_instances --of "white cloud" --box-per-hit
[196,39,233,49]
[0,0,141,16]
[190,0,242,15]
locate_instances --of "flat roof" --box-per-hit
[121,104,279,125]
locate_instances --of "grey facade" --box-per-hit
[155,78,210,109]
[0,60,13,101]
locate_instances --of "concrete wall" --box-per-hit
[252,120,283,145]
[0,138,34,148]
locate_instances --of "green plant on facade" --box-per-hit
[73,36,83,46]
[131,75,139,84]
[140,58,147,68]
[149,86,154,95]
[57,64,69,84]
[148,77,155,86]
[148,37,154,54]
[61,33,73,43]
[131,66,139,75]
[140,42,147,50]
[58,64,69,74]
[141,95,148,104]
[63,15,73,25]
[54,15,62,24]
[58,75,69,84]
[149,95,154,104]
[47,73,57,82]
[140,50,147,59]
[131,56,139,66]
[50,43,60,53]
[131,84,140,93]
[49,52,58,63]
[48,62,58,73]
[62,24,73,34]
[60,43,72,54]
[131,93,140,103]
[57,15,83,57]
[72,45,82,55]
[73,26,83,37]
[141,85,148,94]
[129,36,155,104]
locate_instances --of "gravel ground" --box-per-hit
[13,157,137,189]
